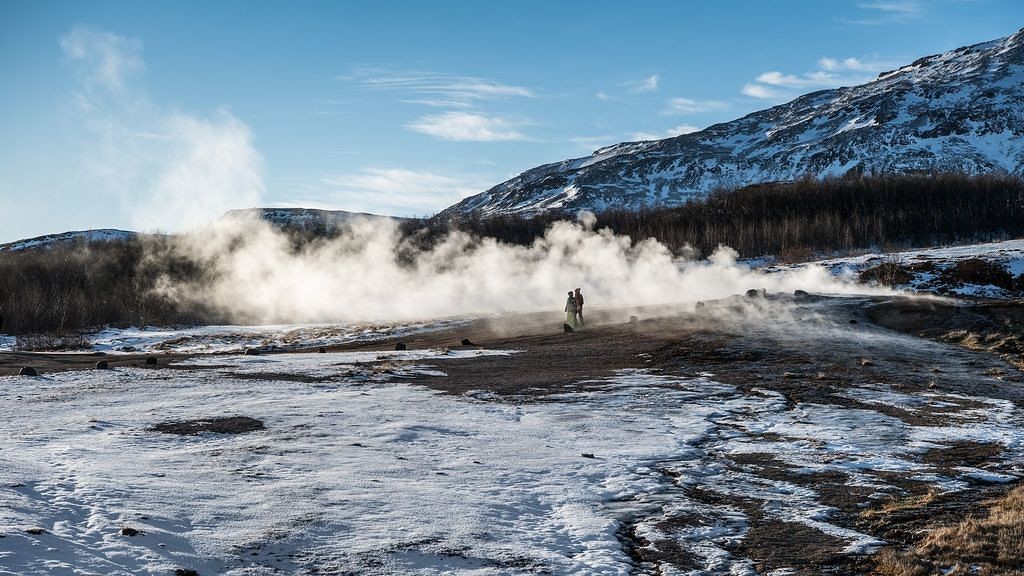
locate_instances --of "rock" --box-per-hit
[120,527,140,537]
[175,570,199,576]
[18,367,38,377]
[318,347,327,354]
[849,319,858,324]
[563,323,574,333]
[95,360,109,370]
[794,289,809,298]
[243,348,260,356]
[860,358,874,367]
[460,338,476,346]
[629,315,638,323]
[119,346,137,352]
[695,301,705,308]
[394,342,407,351]
[149,416,265,436]
[24,528,45,535]
[145,357,157,366]
[581,453,596,459]
[746,288,767,298]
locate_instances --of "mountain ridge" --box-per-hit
[441,27,1024,217]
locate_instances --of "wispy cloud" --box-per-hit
[310,167,489,216]
[624,74,659,93]
[342,69,534,107]
[60,24,144,92]
[844,0,924,25]
[664,97,728,114]
[630,124,701,141]
[741,55,897,101]
[407,111,526,141]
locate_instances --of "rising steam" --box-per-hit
[150,213,885,325]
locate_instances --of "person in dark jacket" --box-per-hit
[574,288,585,327]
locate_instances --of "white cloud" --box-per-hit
[845,1,924,25]
[818,56,891,72]
[61,24,264,232]
[345,69,534,107]
[630,124,701,141]
[741,55,898,100]
[596,91,610,101]
[407,111,526,142]
[625,74,659,93]
[60,24,144,92]
[315,167,489,216]
[664,97,728,114]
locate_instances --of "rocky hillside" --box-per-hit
[443,27,1024,217]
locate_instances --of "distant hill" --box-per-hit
[442,27,1024,217]
[0,229,138,253]
[219,208,413,231]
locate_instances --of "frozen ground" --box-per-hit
[2,340,1022,575]
[761,238,1024,297]
[0,320,465,354]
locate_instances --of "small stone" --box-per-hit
[794,289,810,298]
[95,360,109,370]
[629,315,638,323]
[394,342,407,351]
[695,301,705,308]
[581,453,596,459]
[460,338,476,346]
[175,569,199,576]
[120,527,139,537]
[18,367,38,377]
[860,358,874,367]
[145,357,157,366]
[25,528,46,535]
[318,347,327,354]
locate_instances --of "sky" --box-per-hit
[1,0,1022,242]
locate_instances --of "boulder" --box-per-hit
[794,289,809,298]
[394,342,407,351]
[18,367,38,377]
[318,347,327,354]
[460,338,476,346]
[145,357,157,366]
[94,360,109,370]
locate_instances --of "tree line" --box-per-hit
[2,173,1023,336]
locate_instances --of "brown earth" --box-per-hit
[4,293,1024,574]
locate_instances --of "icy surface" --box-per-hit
[767,238,1024,296]
[2,352,1022,575]
[0,320,465,354]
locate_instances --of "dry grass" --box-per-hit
[861,490,938,519]
[873,486,1024,576]
[14,332,90,352]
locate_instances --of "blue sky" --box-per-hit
[1,0,1022,242]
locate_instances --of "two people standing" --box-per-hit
[564,287,585,328]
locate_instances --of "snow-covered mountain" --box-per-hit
[443,28,1024,217]
[220,208,411,230]
[0,229,138,253]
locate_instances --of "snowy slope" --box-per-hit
[768,238,1024,297]
[443,27,1024,217]
[3,349,1022,575]
[220,208,412,231]
[0,229,137,253]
